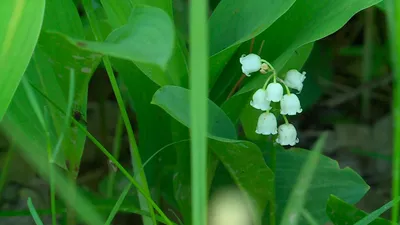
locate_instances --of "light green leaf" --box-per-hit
[152,85,237,139]
[0,0,45,121]
[67,6,174,73]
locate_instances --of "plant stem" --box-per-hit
[107,114,124,197]
[385,0,400,223]
[189,0,209,224]
[361,7,374,121]
[81,1,157,224]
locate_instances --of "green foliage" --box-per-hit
[0,0,390,225]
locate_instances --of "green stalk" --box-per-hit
[107,114,124,197]
[81,1,156,224]
[385,0,400,223]
[27,198,45,225]
[189,0,209,225]
[361,7,374,121]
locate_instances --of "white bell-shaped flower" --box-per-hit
[266,82,283,102]
[250,89,271,111]
[276,123,299,146]
[280,94,302,115]
[240,54,262,77]
[284,69,306,93]
[255,112,277,135]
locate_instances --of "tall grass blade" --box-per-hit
[279,133,328,225]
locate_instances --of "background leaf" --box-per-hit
[0,0,45,121]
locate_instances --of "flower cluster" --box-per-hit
[240,53,307,146]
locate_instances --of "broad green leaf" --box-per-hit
[151,86,237,139]
[0,0,45,121]
[327,195,392,225]
[262,145,369,225]
[67,6,174,75]
[100,2,188,87]
[208,0,296,86]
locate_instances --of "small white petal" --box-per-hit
[280,94,302,115]
[239,54,262,77]
[276,123,299,146]
[250,89,271,111]
[266,83,283,102]
[284,69,306,93]
[255,112,277,135]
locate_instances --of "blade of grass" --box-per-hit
[189,0,209,225]
[301,209,319,225]
[28,81,174,225]
[52,69,75,160]
[107,114,124,197]
[384,0,400,223]
[27,197,45,225]
[361,7,374,121]
[279,133,328,225]
[81,1,156,224]
[354,197,400,225]
[104,183,132,225]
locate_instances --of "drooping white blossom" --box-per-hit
[280,94,302,115]
[276,123,299,146]
[250,89,271,111]
[255,112,278,135]
[284,69,306,93]
[240,54,262,77]
[266,82,283,102]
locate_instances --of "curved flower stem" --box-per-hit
[262,73,275,89]
[282,115,289,124]
[276,77,291,95]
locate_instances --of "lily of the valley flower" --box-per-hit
[266,82,283,102]
[256,112,277,135]
[276,123,299,146]
[280,94,302,115]
[284,69,306,93]
[240,54,262,77]
[250,89,271,111]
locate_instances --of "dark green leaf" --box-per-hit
[327,195,392,225]
[208,0,296,86]
[262,145,369,225]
